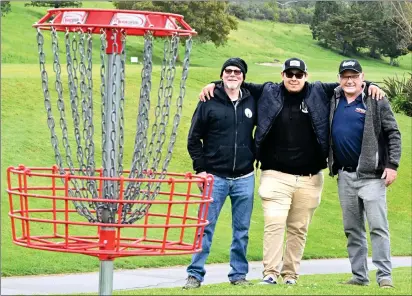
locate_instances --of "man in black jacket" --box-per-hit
[184,58,256,289]
[199,58,384,285]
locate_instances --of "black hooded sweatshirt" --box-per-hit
[187,84,256,178]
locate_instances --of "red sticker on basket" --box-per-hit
[61,11,88,25]
[110,13,146,27]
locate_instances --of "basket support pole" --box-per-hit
[99,260,114,295]
[98,227,116,295]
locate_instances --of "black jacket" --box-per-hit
[187,84,256,178]
[243,81,337,170]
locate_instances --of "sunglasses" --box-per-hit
[284,71,305,79]
[224,68,242,76]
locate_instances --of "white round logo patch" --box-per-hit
[245,108,253,118]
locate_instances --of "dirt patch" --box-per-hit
[256,62,282,67]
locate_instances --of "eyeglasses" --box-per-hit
[224,68,242,76]
[339,74,361,81]
[284,71,305,79]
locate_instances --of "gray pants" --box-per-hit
[337,170,392,284]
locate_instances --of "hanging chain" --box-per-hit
[99,29,108,218]
[46,28,95,222]
[162,36,192,173]
[37,28,65,174]
[118,30,126,177]
[84,29,98,206]
[37,27,193,224]
[122,32,153,223]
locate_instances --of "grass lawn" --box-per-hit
[1,2,411,277]
[106,267,412,295]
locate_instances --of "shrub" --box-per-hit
[383,73,412,116]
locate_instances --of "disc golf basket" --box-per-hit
[6,8,213,295]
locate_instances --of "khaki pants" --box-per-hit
[258,170,323,280]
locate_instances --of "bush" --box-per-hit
[383,73,412,116]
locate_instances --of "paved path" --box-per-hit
[1,256,410,295]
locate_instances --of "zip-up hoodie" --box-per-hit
[328,87,401,178]
[187,84,256,178]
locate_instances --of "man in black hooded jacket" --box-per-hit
[184,58,256,289]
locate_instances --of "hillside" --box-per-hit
[1,2,411,276]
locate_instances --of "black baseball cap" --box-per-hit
[282,58,307,73]
[339,59,363,74]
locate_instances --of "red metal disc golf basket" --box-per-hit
[6,8,213,295]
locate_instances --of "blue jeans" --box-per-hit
[187,174,255,282]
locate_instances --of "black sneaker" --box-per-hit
[183,275,201,289]
[231,278,253,286]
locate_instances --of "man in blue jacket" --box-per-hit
[199,58,384,285]
[184,58,256,289]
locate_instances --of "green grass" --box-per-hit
[107,267,412,295]
[1,2,411,277]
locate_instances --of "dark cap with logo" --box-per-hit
[339,59,363,74]
[282,57,308,73]
[220,57,248,79]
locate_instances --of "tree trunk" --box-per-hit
[390,57,394,66]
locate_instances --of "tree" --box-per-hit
[378,20,409,66]
[310,1,343,41]
[317,11,374,56]
[387,1,412,44]
[113,1,238,47]
[25,1,82,8]
[1,1,11,17]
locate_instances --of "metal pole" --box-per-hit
[99,39,122,295]
[99,260,114,296]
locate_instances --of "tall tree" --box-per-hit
[1,1,11,17]
[113,1,238,47]
[388,1,412,44]
[310,1,342,41]
[378,20,409,65]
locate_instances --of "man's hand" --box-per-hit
[196,171,208,191]
[368,84,386,100]
[381,168,397,187]
[199,83,216,102]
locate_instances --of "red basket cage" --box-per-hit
[6,165,213,260]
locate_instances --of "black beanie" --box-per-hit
[220,57,248,80]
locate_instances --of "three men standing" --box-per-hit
[185,56,399,289]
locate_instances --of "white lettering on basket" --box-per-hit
[110,13,146,27]
[61,11,88,25]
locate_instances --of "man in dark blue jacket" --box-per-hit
[184,58,256,289]
[199,58,383,285]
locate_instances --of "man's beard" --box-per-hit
[224,81,241,90]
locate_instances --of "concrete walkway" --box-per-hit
[1,256,411,295]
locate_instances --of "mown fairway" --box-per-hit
[1,2,411,277]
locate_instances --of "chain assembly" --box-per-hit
[36,26,193,224]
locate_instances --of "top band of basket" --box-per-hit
[33,8,197,37]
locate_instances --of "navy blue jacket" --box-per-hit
[187,84,256,178]
[243,81,338,164]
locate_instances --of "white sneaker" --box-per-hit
[259,274,277,285]
[284,278,297,285]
